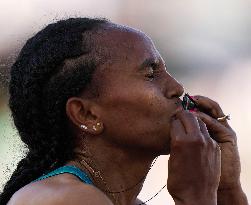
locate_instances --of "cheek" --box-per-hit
[101,82,168,121]
[99,82,174,148]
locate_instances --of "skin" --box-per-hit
[8,23,248,205]
[191,96,248,204]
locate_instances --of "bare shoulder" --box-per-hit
[8,176,113,205]
[61,183,114,205]
[57,183,114,205]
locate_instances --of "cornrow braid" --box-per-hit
[0,17,109,205]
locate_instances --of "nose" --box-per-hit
[165,75,184,98]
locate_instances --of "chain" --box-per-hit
[137,184,167,205]
[106,157,158,194]
[77,156,166,205]
[78,158,119,204]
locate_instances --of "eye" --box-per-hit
[145,63,159,81]
[145,67,154,80]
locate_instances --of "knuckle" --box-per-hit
[230,129,237,137]
[212,101,223,113]
[212,100,220,108]
[171,137,186,149]
[171,134,201,149]
[203,135,218,149]
[206,98,222,112]
[187,133,206,147]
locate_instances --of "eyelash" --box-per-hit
[145,63,159,81]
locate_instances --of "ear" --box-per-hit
[66,97,104,135]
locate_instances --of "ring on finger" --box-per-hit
[217,114,230,122]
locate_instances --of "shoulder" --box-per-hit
[8,176,113,205]
[56,183,114,205]
[59,183,114,205]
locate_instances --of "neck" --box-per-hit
[66,136,157,205]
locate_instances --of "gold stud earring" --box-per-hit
[92,125,97,131]
[80,124,88,130]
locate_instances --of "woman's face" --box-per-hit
[86,24,184,154]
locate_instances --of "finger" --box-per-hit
[170,119,186,142]
[194,111,236,143]
[197,118,217,147]
[191,95,230,128]
[197,118,210,138]
[176,110,200,134]
[192,95,224,117]
[169,118,207,155]
[170,119,188,152]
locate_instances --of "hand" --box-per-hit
[167,110,221,205]
[191,95,241,190]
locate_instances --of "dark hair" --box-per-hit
[0,17,109,204]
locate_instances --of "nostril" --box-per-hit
[171,84,184,98]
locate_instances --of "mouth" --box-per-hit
[175,98,183,106]
[181,93,198,110]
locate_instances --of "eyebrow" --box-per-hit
[139,57,161,71]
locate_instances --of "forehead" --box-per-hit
[93,23,161,68]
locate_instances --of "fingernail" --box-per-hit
[190,96,197,100]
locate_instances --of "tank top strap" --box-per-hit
[33,165,93,185]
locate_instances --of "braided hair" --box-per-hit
[0,17,109,204]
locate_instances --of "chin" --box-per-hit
[154,135,171,155]
[159,148,170,155]
[155,143,170,156]
[145,138,170,157]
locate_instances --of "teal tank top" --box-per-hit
[33,165,93,185]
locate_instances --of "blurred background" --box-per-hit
[0,0,251,204]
